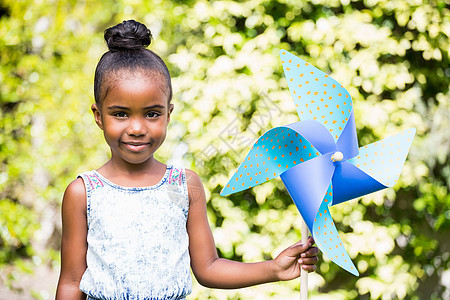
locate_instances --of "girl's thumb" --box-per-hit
[286,240,311,257]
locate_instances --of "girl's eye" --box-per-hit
[146,112,160,118]
[113,112,127,118]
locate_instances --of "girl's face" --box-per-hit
[92,73,173,167]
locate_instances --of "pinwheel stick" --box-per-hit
[221,50,416,297]
[300,217,309,300]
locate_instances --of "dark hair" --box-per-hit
[94,20,172,106]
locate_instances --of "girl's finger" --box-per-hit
[301,264,317,272]
[300,246,319,258]
[284,242,311,258]
[298,256,319,265]
[293,236,315,248]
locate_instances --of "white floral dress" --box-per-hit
[77,165,192,300]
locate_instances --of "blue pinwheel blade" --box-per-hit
[285,120,336,155]
[332,161,386,206]
[220,125,321,196]
[332,128,416,205]
[313,185,359,276]
[280,50,358,160]
[280,152,335,232]
[280,153,359,276]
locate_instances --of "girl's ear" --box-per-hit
[91,103,104,130]
[167,103,174,122]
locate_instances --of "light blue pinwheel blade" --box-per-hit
[220,125,321,196]
[280,153,359,276]
[313,185,359,276]
[332,128,416,205]
[280,50,358,159]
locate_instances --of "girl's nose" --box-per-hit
[126,118,147,136]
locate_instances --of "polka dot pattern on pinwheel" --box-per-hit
[220,126,320,196]
[221,49,417,277]
[280,50,353,143]
[313,184,358,276]
[348,128,416,187]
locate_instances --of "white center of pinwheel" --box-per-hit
[331,151,344,162]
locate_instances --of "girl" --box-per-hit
[55,20,319,300]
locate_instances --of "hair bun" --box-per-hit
[104,20,152,52]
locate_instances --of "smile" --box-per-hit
[121,141,152,152]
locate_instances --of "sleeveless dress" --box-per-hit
[77,165,192,300]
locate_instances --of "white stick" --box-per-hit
[300,217,309,300]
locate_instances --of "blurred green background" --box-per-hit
[0,0,449,299]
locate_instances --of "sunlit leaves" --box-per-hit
[0,0,449,298]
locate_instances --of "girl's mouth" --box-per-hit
[122,141,152,152]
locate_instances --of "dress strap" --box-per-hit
[168,166,183,186]
[77,171,105,227]
[166,165,189,218]
[78,171,104,194]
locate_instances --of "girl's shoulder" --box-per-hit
[64,177,86,197]
[62,177,87,211]
[185,168,202,189]
[184,169,206,206]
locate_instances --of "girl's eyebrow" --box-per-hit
[143,105,165,110]
[106,105,166,110]
[107,105,129,110]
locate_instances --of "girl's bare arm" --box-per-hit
[55,178,88,300]
[186,170,318,289]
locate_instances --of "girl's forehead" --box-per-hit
[103,70,170,103]
[112,69,163,84]
[102,75,167,106]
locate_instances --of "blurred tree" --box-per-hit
[0,0,448,299]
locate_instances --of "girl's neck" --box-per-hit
[97,156,167,187]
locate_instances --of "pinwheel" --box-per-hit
[220,50,416,281]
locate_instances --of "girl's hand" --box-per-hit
[272,236,319,281]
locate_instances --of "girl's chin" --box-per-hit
[121,156,155,166]
[111,151,156,166]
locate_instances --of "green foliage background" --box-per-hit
[0,0,449,299]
